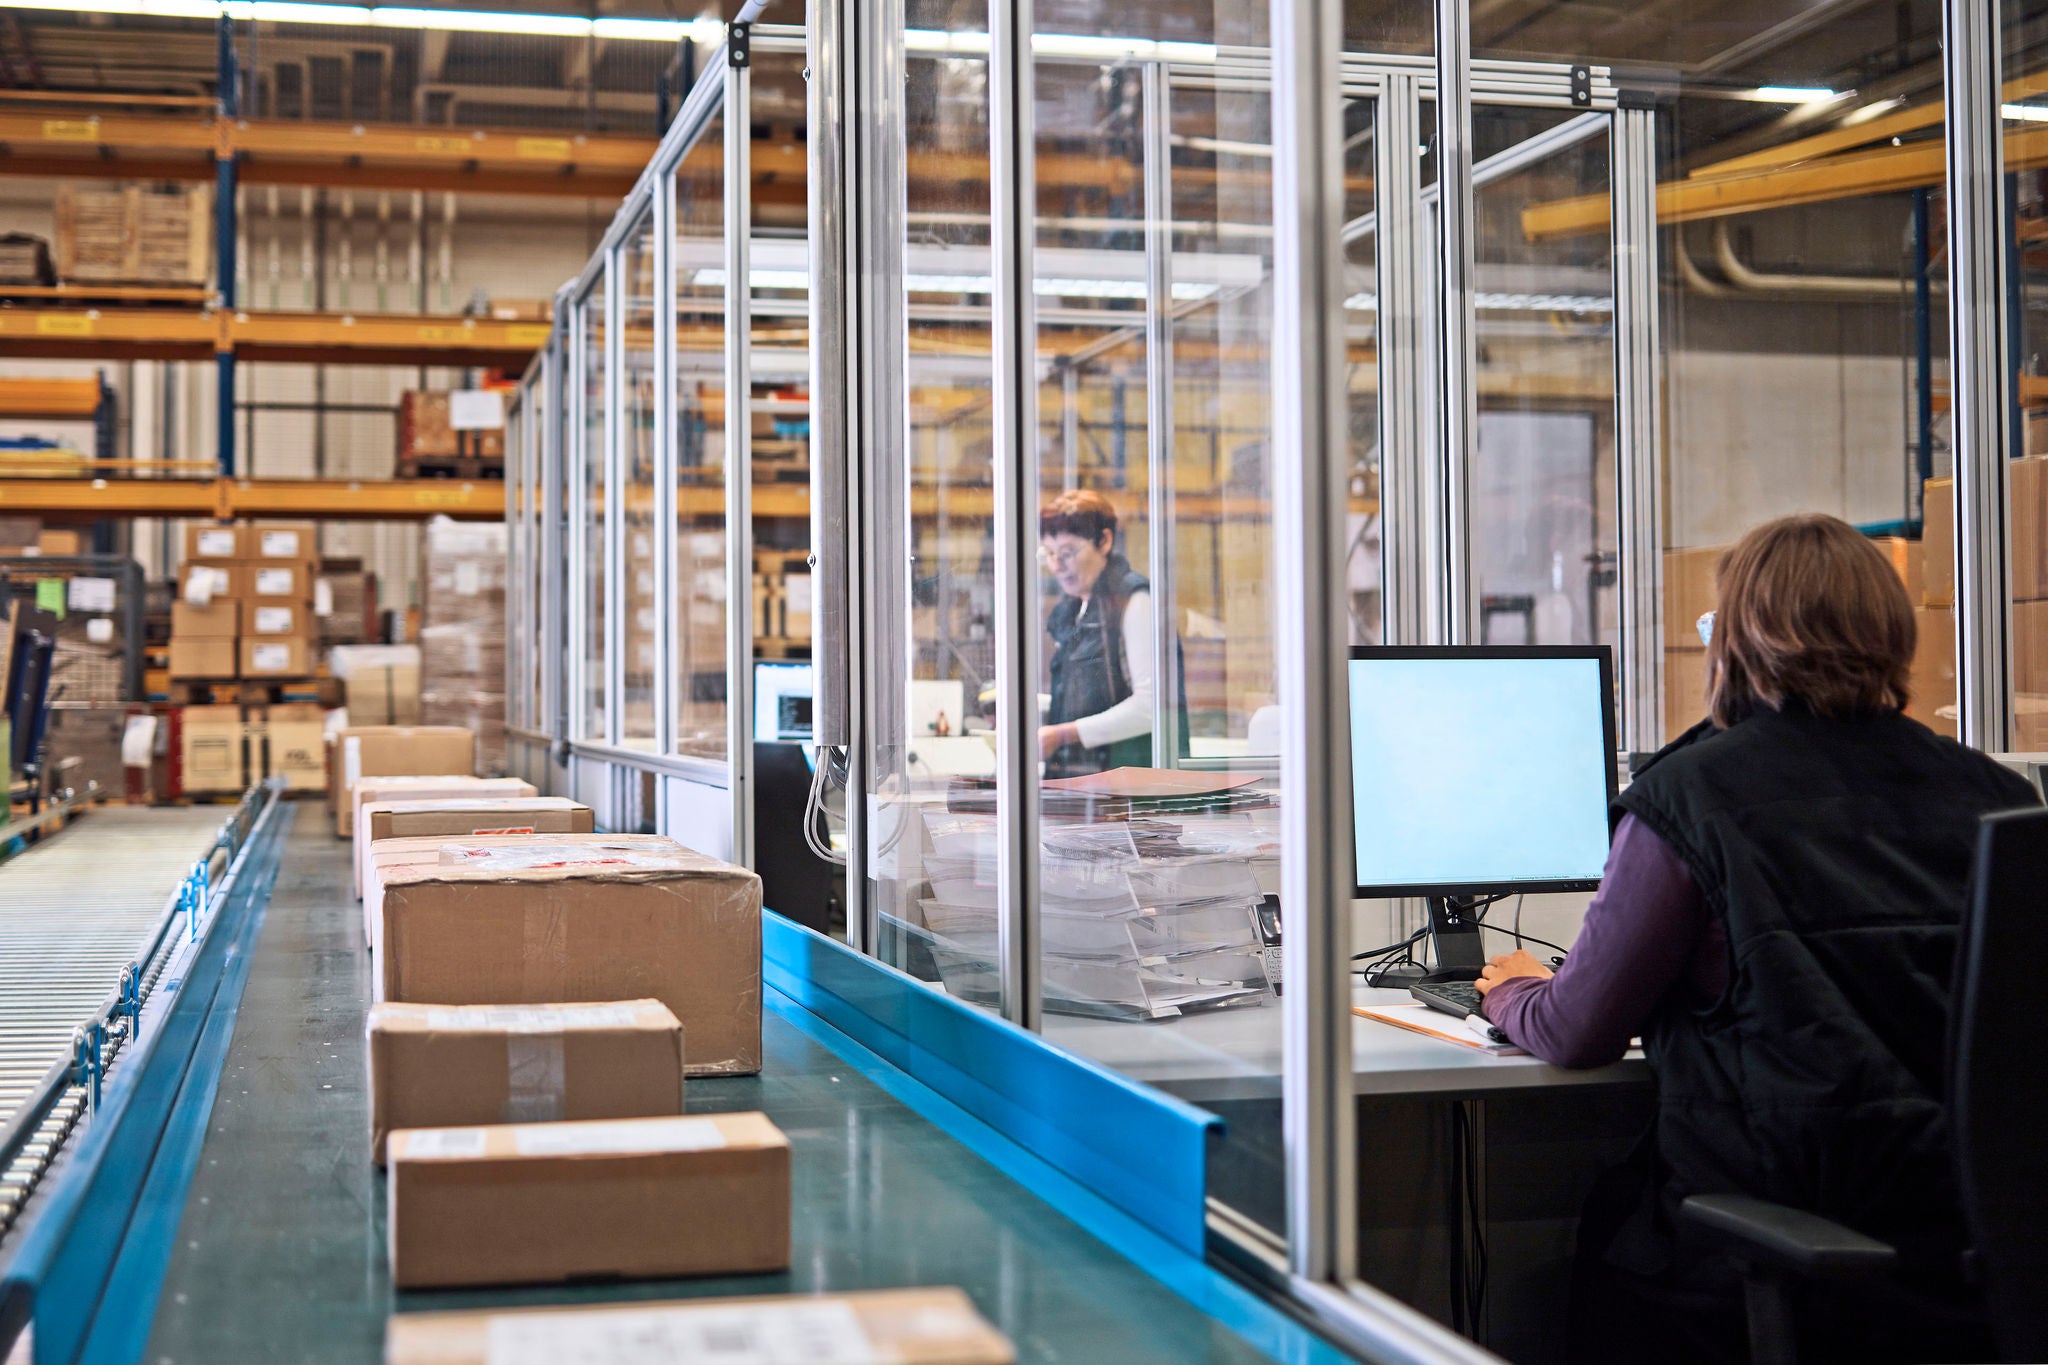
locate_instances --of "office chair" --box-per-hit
[1677,804,2048,1365]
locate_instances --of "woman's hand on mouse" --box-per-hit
[1476,949,1554,996]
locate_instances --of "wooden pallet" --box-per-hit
[398,453,506,480]
[755,637,811,660]
[169,678,322,706]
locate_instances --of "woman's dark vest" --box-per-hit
[1044,553,1181,778]
[1610,705,2039,1278]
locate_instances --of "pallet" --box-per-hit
[168,679,240,705]
[755,637,812,660]
[398,454,506,480]
[169,678,321,706]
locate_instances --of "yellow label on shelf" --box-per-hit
[514,137,573,161]
[506,324,552,346]
[41,119,100,142]
[415,325,467,342]
[410,487,473,507]
[413,135,472,155]
[36,315,94,336]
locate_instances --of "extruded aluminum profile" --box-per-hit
[1142,63,1183,770]
[806,0,852,750]
[1612,106,1666,755]
[725,56,757,867]
[1435,0,1478,647]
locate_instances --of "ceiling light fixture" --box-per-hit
[2003,102,2048,122]
[1746,85,1838,104]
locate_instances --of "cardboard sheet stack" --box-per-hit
[419,517,508,776]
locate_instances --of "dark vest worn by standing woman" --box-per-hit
[1044,552,1153,778]
[1610,705,2039,1285]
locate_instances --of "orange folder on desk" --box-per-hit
[1355,1002,1522,1054]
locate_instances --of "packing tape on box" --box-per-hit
[503,1033,565,1124]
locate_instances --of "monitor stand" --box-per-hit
[1361,896,1489,986]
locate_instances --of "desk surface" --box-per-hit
[1044,985,1648,1103]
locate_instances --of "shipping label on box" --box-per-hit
[354,793,584,900]
[366,999,683,1164]
[248,603,306,637]
[184,524,239,560]
[383,1288,1015,1365]
[379,835,762,1075]
[240,637,309,678]
[385,1112,789,1289]
[249,522,317,561]
[246,563,311,601]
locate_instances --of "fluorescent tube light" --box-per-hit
[2003,102,2048,122]
[1748,85,1837,103]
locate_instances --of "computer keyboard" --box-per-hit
[1411,978,1484,1018]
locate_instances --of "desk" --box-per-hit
[1050,986,1653,1365]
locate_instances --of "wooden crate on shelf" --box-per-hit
[54,185,209,287]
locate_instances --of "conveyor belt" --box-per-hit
[0,806,231,1239]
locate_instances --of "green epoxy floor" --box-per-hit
[143,809,1289,1364]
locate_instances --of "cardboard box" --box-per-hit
[244,560,313,602]
[1873,536,1925,607]
[355,795,592,901]
[379,836,762,1075]
[2017,599,2048,694]
[352,778,535,873]
[1663,545,1725,650]
[170,598,238,639]
[386,1112,789,1289]
[263,702,328,792]
[1664,648,1709,742]
[177,562,238,606]
[1924,477,1954,607]
[2018,694,2048,750]
[384,1288,1015,1365]
[245,521,317,561]
[346,662,422,726]
[240,636,311,678]
[168,637,237,680]
[183,523,240,561]
[367,999,684,1165]
[1909,604,1957,737]
[329,726,477,835]
[36,528,81,556]
[2016,455,2046,602]
[180,704,244,792]
[245,601,308,637]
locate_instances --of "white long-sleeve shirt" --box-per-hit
[1068,587,1156,751]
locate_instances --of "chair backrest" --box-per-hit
[1951,803,2048,1363]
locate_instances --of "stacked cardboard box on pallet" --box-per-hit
[1925,459,2048,747]
[751,547,813,651]
[171,522,320,682]
[53,184,208,287]
[420,518,507,775]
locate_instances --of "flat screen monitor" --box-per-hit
[1348,646,1617,898]
[754,660,815,744]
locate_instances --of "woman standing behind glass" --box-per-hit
[1036,490,1158,777]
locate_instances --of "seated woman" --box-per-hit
[1476,513,2040,1364]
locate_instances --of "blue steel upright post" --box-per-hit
[215,15,239,476]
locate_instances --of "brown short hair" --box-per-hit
[1705,513,1916,728]
[1040,488,1119,545]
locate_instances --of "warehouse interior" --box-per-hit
[0,0,2045,1362]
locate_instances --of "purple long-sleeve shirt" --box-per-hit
[1480,813,1725,1068]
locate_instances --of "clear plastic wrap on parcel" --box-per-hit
[420,516,508,775]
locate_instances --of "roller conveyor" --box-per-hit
[0,805,235,1242]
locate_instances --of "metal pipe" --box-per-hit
[1141,62,1181,769]
[1434,0,1477,645]
[1271,0,1357,1286]
[1711,221,1903,297]
[1943,0,2015,752]
[990,0,1043,1032]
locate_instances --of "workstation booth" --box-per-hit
[491,2,2048,1361]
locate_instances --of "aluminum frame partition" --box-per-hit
[723,57,757,867]
[1611,104,1665,756]
[1140,62,1182,768]
[1944,0,2016,754]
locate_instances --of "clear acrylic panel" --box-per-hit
[674,107,729,761]
[579,280,607,743]
[620,210,660,749]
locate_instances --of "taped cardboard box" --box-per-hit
[366,999,683,1165]
[170,598,237,639]
[182,523,239,561]
[1910,605,1958,737]
[386,1112,789,1289]
[384,1286,1015,1365]
[245,601,309,637]
[354,794,592,901]
[329,726,476,835]
[244,560,313,603]
[245,521,317,561]
[349,775,532,849]
[379,835,762,1075]
[240,636,311,679]
[180,705,245,792]
[168,637,236,680]
[1924,477,1954,606]
[262,702,328,792]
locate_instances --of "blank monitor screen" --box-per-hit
[754,661,815,744]
[1348,646,1616,897]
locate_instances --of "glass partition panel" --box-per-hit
[675,108,730,761]
[866,30,1000,998]
[2006,11,2045,751]
[506,390,529,731]
[527,361,548,735]
[1024,49,1296,1246]
[579,279,608,743]
[621,210,661,750]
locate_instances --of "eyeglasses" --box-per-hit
[1697,610,1715,647]
[1038,544,1087,569]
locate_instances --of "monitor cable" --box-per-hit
[803,744,849,867]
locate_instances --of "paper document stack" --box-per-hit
[907,775,1280,1020]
